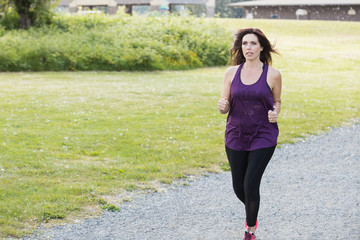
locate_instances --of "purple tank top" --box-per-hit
[225,63,279,151]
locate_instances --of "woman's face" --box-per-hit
[242,33,263,61]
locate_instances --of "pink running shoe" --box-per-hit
[244,218,258,231]
[243,231,257,240]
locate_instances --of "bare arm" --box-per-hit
[218,67,236,114]
[268,68,282,122]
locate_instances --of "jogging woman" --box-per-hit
[218,28,282,240]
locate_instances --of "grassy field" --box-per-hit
[0,19,359,238]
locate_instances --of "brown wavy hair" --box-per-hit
[229,28,279,66]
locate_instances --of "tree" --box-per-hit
[0,0,9,13]
[216,0,249,18]
[0,0,54,29]
[185,4,206,17]
[14,0,33,28]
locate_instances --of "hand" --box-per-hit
[218,97,229,114]
[268,106,278,123]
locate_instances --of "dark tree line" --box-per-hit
[185,0,250,18]
[0,0,252,29]
[215,0,248,18]
[0,0,56,29]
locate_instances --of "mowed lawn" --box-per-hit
[0,19,359,238]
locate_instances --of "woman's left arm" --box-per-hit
[268,68,282,123]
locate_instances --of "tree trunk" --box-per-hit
[19,12,32,29]
[14,0,33,29]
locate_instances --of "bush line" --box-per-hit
[0,14,232,71]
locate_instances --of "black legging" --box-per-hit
[225,145,275,227]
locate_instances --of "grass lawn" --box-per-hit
[0,19,359,238]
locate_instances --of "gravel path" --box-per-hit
[26,123,360,240]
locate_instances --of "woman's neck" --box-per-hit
[243,60,263,70]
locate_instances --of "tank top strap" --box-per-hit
[260,63,269,85]
[233,63,244,84]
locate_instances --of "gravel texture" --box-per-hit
[25,123,360,240]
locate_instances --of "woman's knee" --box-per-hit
[233,185,245,203]
[243,181,260,201]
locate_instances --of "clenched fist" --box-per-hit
[268,106,278,123]
[218,97,230,114]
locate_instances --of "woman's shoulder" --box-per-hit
[226,65,239,73]
[267,65,281,79]
[224,65,239,83]
[267,65,282,87]
[225,65,239,77]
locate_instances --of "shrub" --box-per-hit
[0,14,232,71]
[0,10,19,30]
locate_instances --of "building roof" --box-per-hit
[229,0,360,7]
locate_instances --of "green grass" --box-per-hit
[0,19,359,238]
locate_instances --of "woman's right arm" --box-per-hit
[218,67,236,114]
